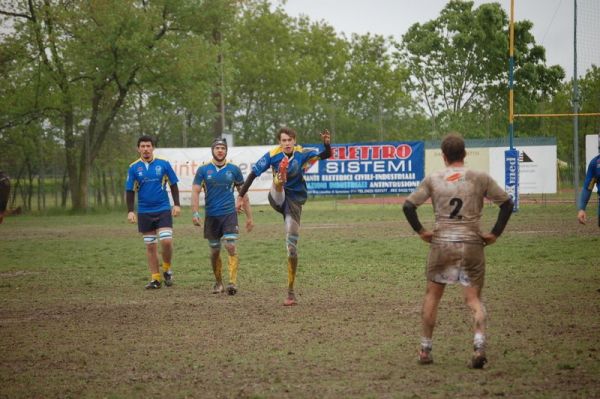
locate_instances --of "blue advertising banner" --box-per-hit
[305,141,424,195]
[504,149,520,212]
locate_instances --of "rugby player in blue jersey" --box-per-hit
[126,136,181,289]
[236,127,331,306]
[577,135,600,227]
[191,138,254,295]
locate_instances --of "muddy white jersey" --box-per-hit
[407,166,510,243]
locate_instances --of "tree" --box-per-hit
[0,0,223,210]
[400,0,564,137]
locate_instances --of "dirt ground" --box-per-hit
[0,203,598,398]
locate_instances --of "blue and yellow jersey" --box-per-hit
[578,154,600,216]
[193,161,244,217]
[125,157,179,214]
[252,145,320,204]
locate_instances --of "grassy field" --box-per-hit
[0,200,598,398]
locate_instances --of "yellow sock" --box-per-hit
[151,273,161,282]
[162,262,171,272]
[287,256,298,292]
[214,256,223,282]
[228,254,239,285]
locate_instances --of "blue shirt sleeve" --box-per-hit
[165,161,179,185]
[300,148,320,171]
[125,165,136,191]
[193,166,205,186]
[252,152,272,177]
[578,156,598,210]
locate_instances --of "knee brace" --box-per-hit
[143,235,158,245]
[158,229,173,241]
[208,239,221,249]
[286,234,299,257]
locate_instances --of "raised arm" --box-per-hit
[319,129,332,160]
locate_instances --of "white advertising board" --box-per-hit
[426,144,557,194]
[489,145,557,194]
[155,145,274,206]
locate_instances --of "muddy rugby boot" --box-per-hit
[278,156,289,184]
[212,281,224,294]
[418,349,433,365]
[145,280,161,289]
[226,283,237,296]
[469,349,487,369]
[283,291,297,306]
[163,270,174,287]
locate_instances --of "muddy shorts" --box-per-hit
[268,193,303,224]
[427,241,485,287]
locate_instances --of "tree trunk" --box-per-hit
[61,169,69,208]
[102,170,109,207]
[26,159,33,211]
[64,110,82,209]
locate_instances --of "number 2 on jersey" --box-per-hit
[449,197,463,219]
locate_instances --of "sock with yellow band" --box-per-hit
[162,262,171,273]
[228,254,239,285]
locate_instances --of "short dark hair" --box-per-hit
[277,127,296,141]
[441,133,466,163]
[137,135,155,147]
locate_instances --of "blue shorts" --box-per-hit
[138,211,173,233]
[204,212,239,240]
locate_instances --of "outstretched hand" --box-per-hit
[320,129,331,145]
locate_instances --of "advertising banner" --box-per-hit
[489,145,556,194]
[504,149,520,211]
[305,141,424,195]
[155,145,274,206]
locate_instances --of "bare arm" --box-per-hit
[191,184,202,226]
[241,193,254,232]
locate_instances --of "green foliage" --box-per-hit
[400,0,565,138]
[1,0,598,212]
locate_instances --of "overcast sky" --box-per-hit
[278,0,600,80]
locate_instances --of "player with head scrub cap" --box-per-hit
[191,137,254,296]
[402,133,514,369]
[126,135,181,289]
